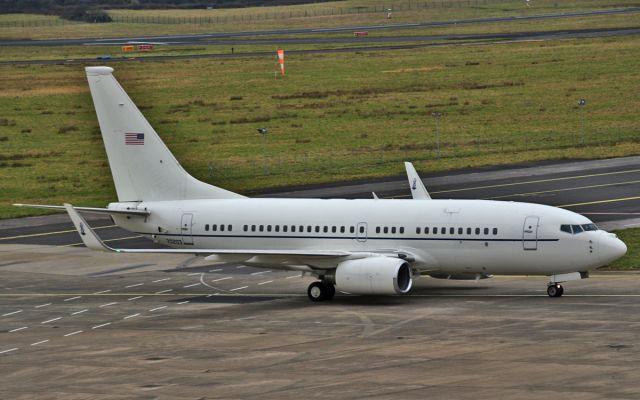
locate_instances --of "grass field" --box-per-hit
[1,32,639,219]
[1,0,639,39]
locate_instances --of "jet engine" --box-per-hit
[334,257,412,295]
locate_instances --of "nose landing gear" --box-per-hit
[547,283,564,297]
[307,281,336,302]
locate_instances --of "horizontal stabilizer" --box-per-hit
[14,203,149,216]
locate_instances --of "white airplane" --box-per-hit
[16,66,627,302]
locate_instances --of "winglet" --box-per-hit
[64,203,115,252]
[404,162,431,199]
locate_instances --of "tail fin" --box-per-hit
[85,66,243,202]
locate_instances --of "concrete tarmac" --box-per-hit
[1,245,640,399]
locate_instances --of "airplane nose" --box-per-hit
[598,232,627,265]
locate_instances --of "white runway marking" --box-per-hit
[35,303,51,308]
[187,272,201,276]
[92,322,111,329]
[42,317,62,324]
[183,283,200,288]
[64,330,83,337]
[99,302,118,308]
[251,270,271,275]
[236,266,247,269]
[63,296,81,302]
[30,340,49,346]
[71,309,88,315]
[177,301,189,305]
[124,313,140,320]
[93,290,111,295]
[127,296,143,301]
[125,283,144,288]
[0,348,19,354]
[9,326,28,333]
[258,280,273,285]
[149,306,167,312]
[209,269,222,272]
[211,277,232,282]
[155,289,173,294]
[286,275,300,279]
[152,278,171,283]
[2,310,22,317]
[230,286,248,292]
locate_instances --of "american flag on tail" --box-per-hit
[125,132,144,145]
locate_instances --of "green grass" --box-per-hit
[1,0,639,39]
[1,33,639,219]
[604,228,640,270]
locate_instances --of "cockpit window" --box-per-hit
[561,223,598,234]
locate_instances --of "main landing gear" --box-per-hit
[547,283,564,298]
[307,281,336,302]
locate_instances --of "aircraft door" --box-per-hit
[356,222,368,242]
[523,216,539,250]
[181,213,194,245]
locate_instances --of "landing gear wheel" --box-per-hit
[307,281,335,302]
[547,284,564,298]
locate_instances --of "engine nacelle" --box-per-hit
[335,257,412,295]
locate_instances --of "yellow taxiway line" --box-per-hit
[558,196,640,208]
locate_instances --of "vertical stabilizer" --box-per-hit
[85,66,244,202]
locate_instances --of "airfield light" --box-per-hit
[258,128,269,175]
[578,99,586,146]
[432,112,442,159]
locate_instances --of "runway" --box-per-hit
[1,7,639,46]
[1,248,640,398]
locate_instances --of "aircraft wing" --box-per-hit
[404,162,431,200]
[14,203,149,216]
[63,204,418,270]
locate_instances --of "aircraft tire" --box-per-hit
[308,281,327,302]
[547,284,563,297]
[323,282,336,300]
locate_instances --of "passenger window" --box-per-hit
[220,224,225,232]
[259,225,264,232]
[475,228,480,235]
[433,228,437,235]
[458,227,463,234]
[228,225,232,231]
[441,227,446,234]
[205,224,209,231]
[383,227,389,234]
[467,227,471,235]
[391,227,396,234]
[376,227,381,234]
[283,226,287,232]
[449,227,454,234]
[560,225,572,234]
[323,226,328,233]
[493,228,498,235]
[350,226,355,234]
[275,225,279,232]
[425,227,429,234]
[400,227,404,234]
[251,225,256,232]
[267,225,272,232]
[332,226,336,233]
[359,226,365,234]
[291,226,295,233]
[484,228,489,235]
[315,226,320,233]
[416,227,421,234]
[243,225,247,232]
[212,224,217,232]
[340,226,345,233]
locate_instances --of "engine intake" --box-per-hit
[335,257,412,295]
